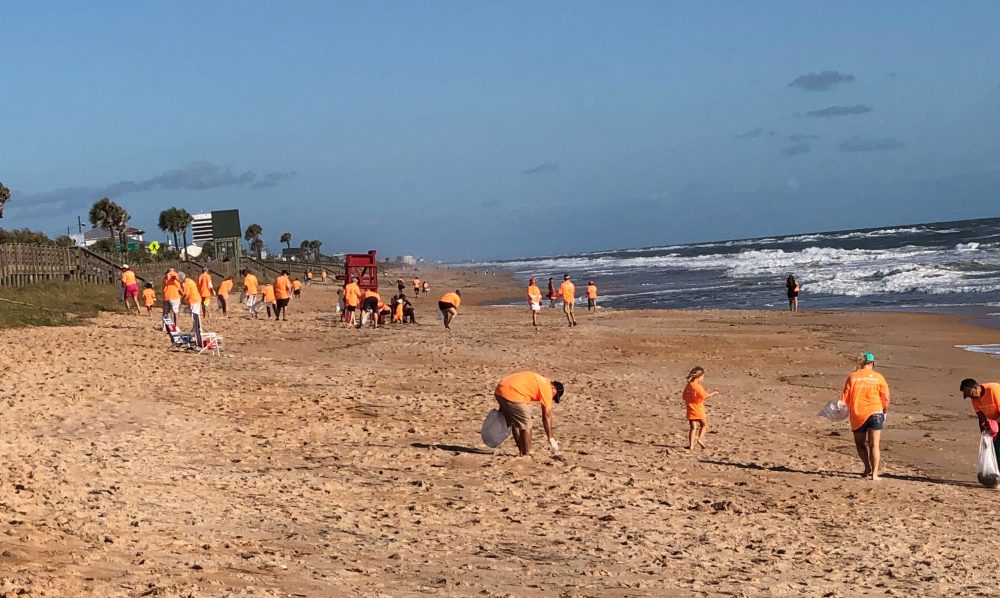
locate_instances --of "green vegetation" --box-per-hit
[0,282,122,328]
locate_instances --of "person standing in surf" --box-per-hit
[547,277,558,308]
[786,275,800,312]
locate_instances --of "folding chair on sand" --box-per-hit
[162,316,224,356]
[192,313,225,357]
[163,316,195,351]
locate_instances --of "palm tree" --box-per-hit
[157,208,181,254]
[280,232,292,250]
[299,239,311,262]
[113,204,131,252]
[177,208,193,257]
[89,197,121,252]
[309,240,322,262]
[0,181,10,218]
[245,223,263,258]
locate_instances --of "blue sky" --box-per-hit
[1,1,998,259]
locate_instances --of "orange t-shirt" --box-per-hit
[162,273,181,301]
[587,284,597,299]
[841,368,890,430]
[142,288,156,307]
[683,380,710,421]
[344,282,362,307]
[527,284,542,303]
[413,278,420,288]
[261,284,276,303]
[971,383,1000,420]
[182,278,201,306]
[307,272,313,280]
[243,273,259,296]
[495,372,555,410]
[217,280,233,297]
[122,270,137,286]
[440,292,461,308]
[197,273,213,298]
[292,280,302,291]
[559,280,575,302]
[394,303,403,320]
[363,289,380,301]
[275,275,292,300]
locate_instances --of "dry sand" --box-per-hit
[2,268,1000,596]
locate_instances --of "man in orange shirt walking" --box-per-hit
[841,353,890,480]
[161,268,182,327]
[197,268,214,320]
[559,274,577,327]
[343,277,362,327]
[216,276,234,317]
[181,270,203,338]
[274,270,293,321]
[494,371,565,456]
[586,280,598,312]
[243,269,260,319]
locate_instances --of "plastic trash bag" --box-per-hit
[978,432,1000,488]
[480,409,511,448]
[817,400,849,421]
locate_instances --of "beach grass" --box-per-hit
[0,282,122,328]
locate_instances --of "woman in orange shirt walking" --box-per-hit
[683,366,719,450]
[841,353,890,480]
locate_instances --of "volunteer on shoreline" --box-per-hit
[559,273,577,327]
[786,274,800,312]
[960,379,1000,464]
[841,353,890,480]
[587,280,598,312]
[494,371,564,457]
[120,265,141,315]
[438,290,461,329]
[683,366,719,450]
[527,277,542,327]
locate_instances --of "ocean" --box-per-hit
[470,216,1000,354]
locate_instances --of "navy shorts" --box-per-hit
[853,412,885,433]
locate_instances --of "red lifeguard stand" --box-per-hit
[337,250,379,291]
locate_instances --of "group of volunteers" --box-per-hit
[238,268,302,321]
[526,274,598,327]
[337,276,420,329]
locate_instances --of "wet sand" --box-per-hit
[1,268,999,596]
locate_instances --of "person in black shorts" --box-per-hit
[786,275,800,312]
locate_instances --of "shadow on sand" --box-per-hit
[701,459,979,489]
[411,442,494,455]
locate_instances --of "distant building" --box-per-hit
[396,255,416,265]
[191,212,213,245]
[83,226,145,248]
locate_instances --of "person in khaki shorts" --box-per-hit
[494,371,564,456]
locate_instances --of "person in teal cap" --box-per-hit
[840,352,890,480]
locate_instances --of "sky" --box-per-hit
[1,1,998,259]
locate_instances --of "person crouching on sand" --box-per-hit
[495,371,564,456]
[684,366,719,450]
[841,352,890,480]
[438,290,461,329]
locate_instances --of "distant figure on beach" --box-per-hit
[527,277,542,327]
[321,270,328,284]
[120,265,141,315]
[397,277,405,296]
[343,277,362,327]
[684,366,719,450]
[422,281,430,296]
[243,269,260,319]
[960,379,1000,464]
[587,280,598,312]
[494,371,564,456]
[274,270,293,321]
[162,268,182,326]
[142,283,156,316]
[559,274,577,327]
[217,276,233,317]
[786,275,800,312]
[197,268,214,320]
[413,277,421,297]
[292,277,302,299]
[438,290,461,329]
[841,353,890,480]
[306,270,314,285]
[547,277,557,308]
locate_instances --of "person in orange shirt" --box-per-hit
[558,274,577,327]
[683,366,720,450]
[494,371,565,456]
[413,277,421,297]
[292,278,303,299]
[216,276,234,317]
[306,270,314,285]
[321,270,328,284]
[361,288,381,328]
[197,268,214,320]
[120,265,141,315]
[181,271,203,334]
[260,280,277,319]
[527,277,543,327]
[161,268,182,326]
[438,290,461,329]
[961,378,1000,465]
[841,353,890,480]
[343,277,362,327]
[141,283,157,316]
[586,280,598,312]
[274,270,293,321]
[422,281,430,296]
[243,269,260,318]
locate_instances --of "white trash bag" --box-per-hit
[480,409,511,448]
[817,400,849,421]
[978,432,1000,488]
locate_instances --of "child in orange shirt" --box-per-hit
[683,366,720,450]
[142,283,157,316]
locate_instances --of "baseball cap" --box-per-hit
[121,264,129,269]
[863,352,875,363]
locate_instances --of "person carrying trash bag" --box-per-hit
[960,378,1000,485]
[493,371,564,457]
[841,353,890,481]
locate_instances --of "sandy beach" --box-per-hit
[2,267,1000,596]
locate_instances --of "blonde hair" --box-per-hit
[687,366,705,382]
